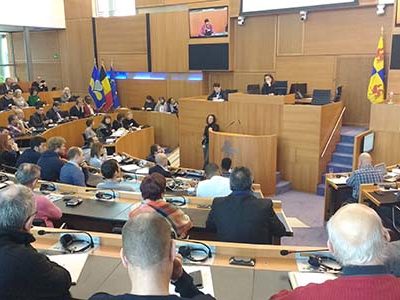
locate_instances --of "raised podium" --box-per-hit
[209,130,277,196]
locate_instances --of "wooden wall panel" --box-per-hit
[233,72,270,93]
[336,56,373,127]
[277,14,304,55]
[98,54,148,71]
[64,0,92,19]
[275,56,336,92]
[150,11,189,72]
[388,70,400,95]
[117,80,168,108]
[166,79,204,99]
[205,72,234,90]
[136,0,164,8]
[234,15,276,72]
[304,6,393,55]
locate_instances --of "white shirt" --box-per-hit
[196,175,232,198]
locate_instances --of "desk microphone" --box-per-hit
[37,230,95,252]
[280,248,329,256]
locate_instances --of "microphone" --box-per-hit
[280,248,329,256]
[37,230,95,248]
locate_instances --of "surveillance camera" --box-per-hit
[238,16,245,26]
[376,4,385,16]
[299,11,307,21]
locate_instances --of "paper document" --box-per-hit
[289,272,337,289]
[121,164,141,173]
[392,168,400,175]
[329,176,348,185]
[47,253,89,284]
[111,128,127,138]
[169,265,214,296]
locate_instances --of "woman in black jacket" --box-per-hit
[97,115,113,142]
[0,133,20,167]
[261,74,276,95]
[202,114,219,168]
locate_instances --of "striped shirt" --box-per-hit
[346,166,384,199]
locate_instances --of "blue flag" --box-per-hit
[109,65,120,109]
[88,64,105,109]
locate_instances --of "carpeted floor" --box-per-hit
[275,190,329,247]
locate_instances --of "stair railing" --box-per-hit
[321,107,346,159]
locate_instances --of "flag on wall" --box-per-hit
[367,32,385,104]
[109,64,120,109]
[100,64,113,112]
[88,63,105,109]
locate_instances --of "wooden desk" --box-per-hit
[117,109,179,149]
[31,227,317,300]
[324,173,352,221]
[228,93,296,105]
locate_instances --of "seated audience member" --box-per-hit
[0,133,20,167]
[112,112,125,131]
[271,203,400,299]
[207,83,227,101]
[0,77,13,94]
[16,163,62,227]
[82,137,99,161]
[122,111,140,129]
[89,213,213,300]
[13,89,28,108]
[29,104,52,129]
[146,144,164,163]
[27,87,41,107]
[261,74,276,95]
[346,152,384,201]
[97,159,139,192]
[46,101,64,123]
[60,87,72,103]
[69,97,85,119]
[167,97,178,114]
[60,147,86,186]
[149,153,172,178]
[220,157,232,178]
[155,97,168,112]
[7,114,24,138]
[83,95,95,117]
[89,142,106,169]
[37,136,66,181]
[142,95,156,111]
[31,77,48,92]
[196,163,231,198]
[84,118,97,141]
[14,108,31,133]
[130,173,193,238]
[206,167,286,244]
[96,115,113,141]
[0,127,9,135]
[0,89,15,110]
[0,184,71,299]
[16,136,47,167]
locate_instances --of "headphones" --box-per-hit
[95,190,117,201]
[40,182,57,193]
[165,196,187,207]
[177,239,212,263]
[59,234,93,253]
[0,173,9,183]
[308,255,342,272]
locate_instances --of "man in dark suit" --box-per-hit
[207,82,227,101]
[46,101,64,123]
[206,167,286,244]
[149,153,172,178]
[0,90,15,110]
[69,97,85,119]
[16,136,47,167]
[0,78,13,95]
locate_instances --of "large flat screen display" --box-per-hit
[189,6,228,38]
[242,0,357,14]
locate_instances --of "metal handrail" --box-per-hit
[321,107,346,158]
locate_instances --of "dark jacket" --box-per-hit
[122,118,140,129]
[0,230,71,300]
[112,120,123,131]
[261,83,275,95]
[143,101,156,111]
[202,124,219,146]
[29,112,47,128]
[96,123,113,141]
[69,105,85,119]
[0,96,15,110]
[89,271,214,300]
[0,150,20,168]
[207,90,227,101]
[46,108,63,123]
[149,165,172,178]
[37,151,65,181]
[16,148,41,167]
[206,191,286,244]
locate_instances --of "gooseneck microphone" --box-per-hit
[280,248,329,256]
[37,230,95,250]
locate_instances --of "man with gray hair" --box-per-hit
[0,184,71,299]
[149,153,172,178]
[89,213,214,299]
[270,203,400,299]
[346,152,383,201]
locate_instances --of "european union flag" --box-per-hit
[109,65,120,109]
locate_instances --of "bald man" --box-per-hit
[149,153,172,178]
[271,204,400,300]
[346,152,383,201]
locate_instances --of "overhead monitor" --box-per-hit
[362,132,375,153]
[241,0,358,15]
[189,6,228,38]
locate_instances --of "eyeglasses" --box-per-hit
[25,210,38,225]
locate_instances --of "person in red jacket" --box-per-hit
[270,203,400,300]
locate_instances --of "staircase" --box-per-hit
[316,126,368,196]
[276,171,291,195]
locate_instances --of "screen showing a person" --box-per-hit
[362,132,375,153]
[242,0,356,14]
[189,6,228,38]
